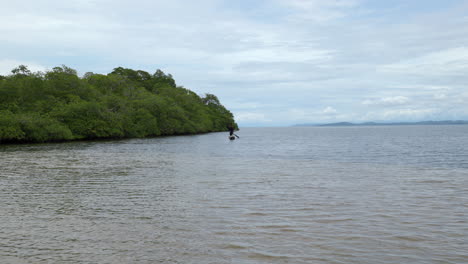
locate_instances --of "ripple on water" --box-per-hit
[1,127,468,263]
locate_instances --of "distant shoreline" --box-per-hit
[294,120,468,127]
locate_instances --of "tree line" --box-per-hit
[0,65,237,143]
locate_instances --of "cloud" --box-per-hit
[234,112,271,124]
[378,47,468,76]
[322,106,338,115]
[433,93,447,100]
[382,108,437,120]
[0,60,47,75]
[277,0,361,22]
[362,96,410,106]
[358,107,439,122]
[391,85,451,91]
[1,0,468,126]
[282,107,354,124]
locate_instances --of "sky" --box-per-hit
[1,0,468,127]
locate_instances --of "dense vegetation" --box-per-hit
[0,65,237,143]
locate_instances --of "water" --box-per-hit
[1,126,467,263]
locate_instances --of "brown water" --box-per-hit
[1,126,467,263]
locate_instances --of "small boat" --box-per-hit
[229,135,236,140]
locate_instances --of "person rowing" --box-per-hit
[227,123,239,140]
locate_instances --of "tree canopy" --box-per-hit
[0,65,237,143]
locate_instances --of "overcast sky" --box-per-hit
[1,0,468,126]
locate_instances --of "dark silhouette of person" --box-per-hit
[227,123,234,136]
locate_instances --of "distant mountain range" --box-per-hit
[294,120,468,127]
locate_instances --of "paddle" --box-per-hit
[234,133,240,138]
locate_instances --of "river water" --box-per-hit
[1,126,467,263]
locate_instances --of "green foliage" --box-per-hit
[0,110,73,143]
[11,65,32,76]
[52,101,124,139]
[17,114,73,142]
[124,108,159,137]
[0,65,237,143]
[0,111,25,142]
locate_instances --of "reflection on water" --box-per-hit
[1,126,467,263]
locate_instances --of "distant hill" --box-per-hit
[294,120,468,127]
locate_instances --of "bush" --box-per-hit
[0,65,237,143]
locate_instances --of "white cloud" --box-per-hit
[358,108,438,122]
[322,106,338,115]
[378,47,468,76]
[235,112,271,123]
[226,101,283,111]
[362,96,410,106]
[391,85,451,91]
[277,0,361,22]
[1,0,468,126]
[282,107,352,124]
[433,93,447,100]
[382,108,437,120]
[0,60,46,75]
